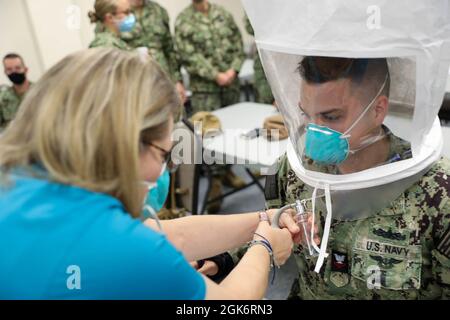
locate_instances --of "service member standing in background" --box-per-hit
[88,0,133,51]
[175,0,245,113]
[0,53,32,130]
[123,0,186,104]
[244,16,274,105]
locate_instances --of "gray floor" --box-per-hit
[197,165,297,300]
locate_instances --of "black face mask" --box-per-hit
[7,72,26,85]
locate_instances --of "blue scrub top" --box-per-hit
[0,168,206,300]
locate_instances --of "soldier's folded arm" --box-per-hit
[230,52,245,75]
[175,31,219,81]
[161,9,182,82]
[228,15,245,73]
[167,46,182,83]
[185,52,219,81]
[178,49,219,81]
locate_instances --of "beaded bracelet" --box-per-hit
[248,239,277,284]
[253,233,273,251]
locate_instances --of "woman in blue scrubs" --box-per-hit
[0,48,297,300]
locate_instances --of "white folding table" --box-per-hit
[198,102,288,213]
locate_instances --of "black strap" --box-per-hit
[202,253,235,283]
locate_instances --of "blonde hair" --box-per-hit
[88,0,119,23]
[0,48,181,218]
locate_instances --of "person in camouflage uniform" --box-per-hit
[175,0,245,113]
[122,1,180,82]
[88,0,132,50]
[0,53,32,130]
[244,16,274,105]
[260,57,450,300]
[91,0,187,103]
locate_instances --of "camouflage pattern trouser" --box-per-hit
[191,88,240,114]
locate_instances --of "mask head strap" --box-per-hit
[314,183,332,273]
[342,72,389,138]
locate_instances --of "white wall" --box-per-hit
[0,0,45,84]
[26,0,86,69]
[0,0,252,84]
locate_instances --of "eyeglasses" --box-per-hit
[144,142,180,173]
[147,142,172,164]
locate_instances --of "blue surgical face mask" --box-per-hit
[117,13,136,33]
[145,169,170,213]
[142,162,170,217]
[304,74,389,165]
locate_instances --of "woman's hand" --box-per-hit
[266,208,320,246]
[266,208,302,244]
[253,221,293,266]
